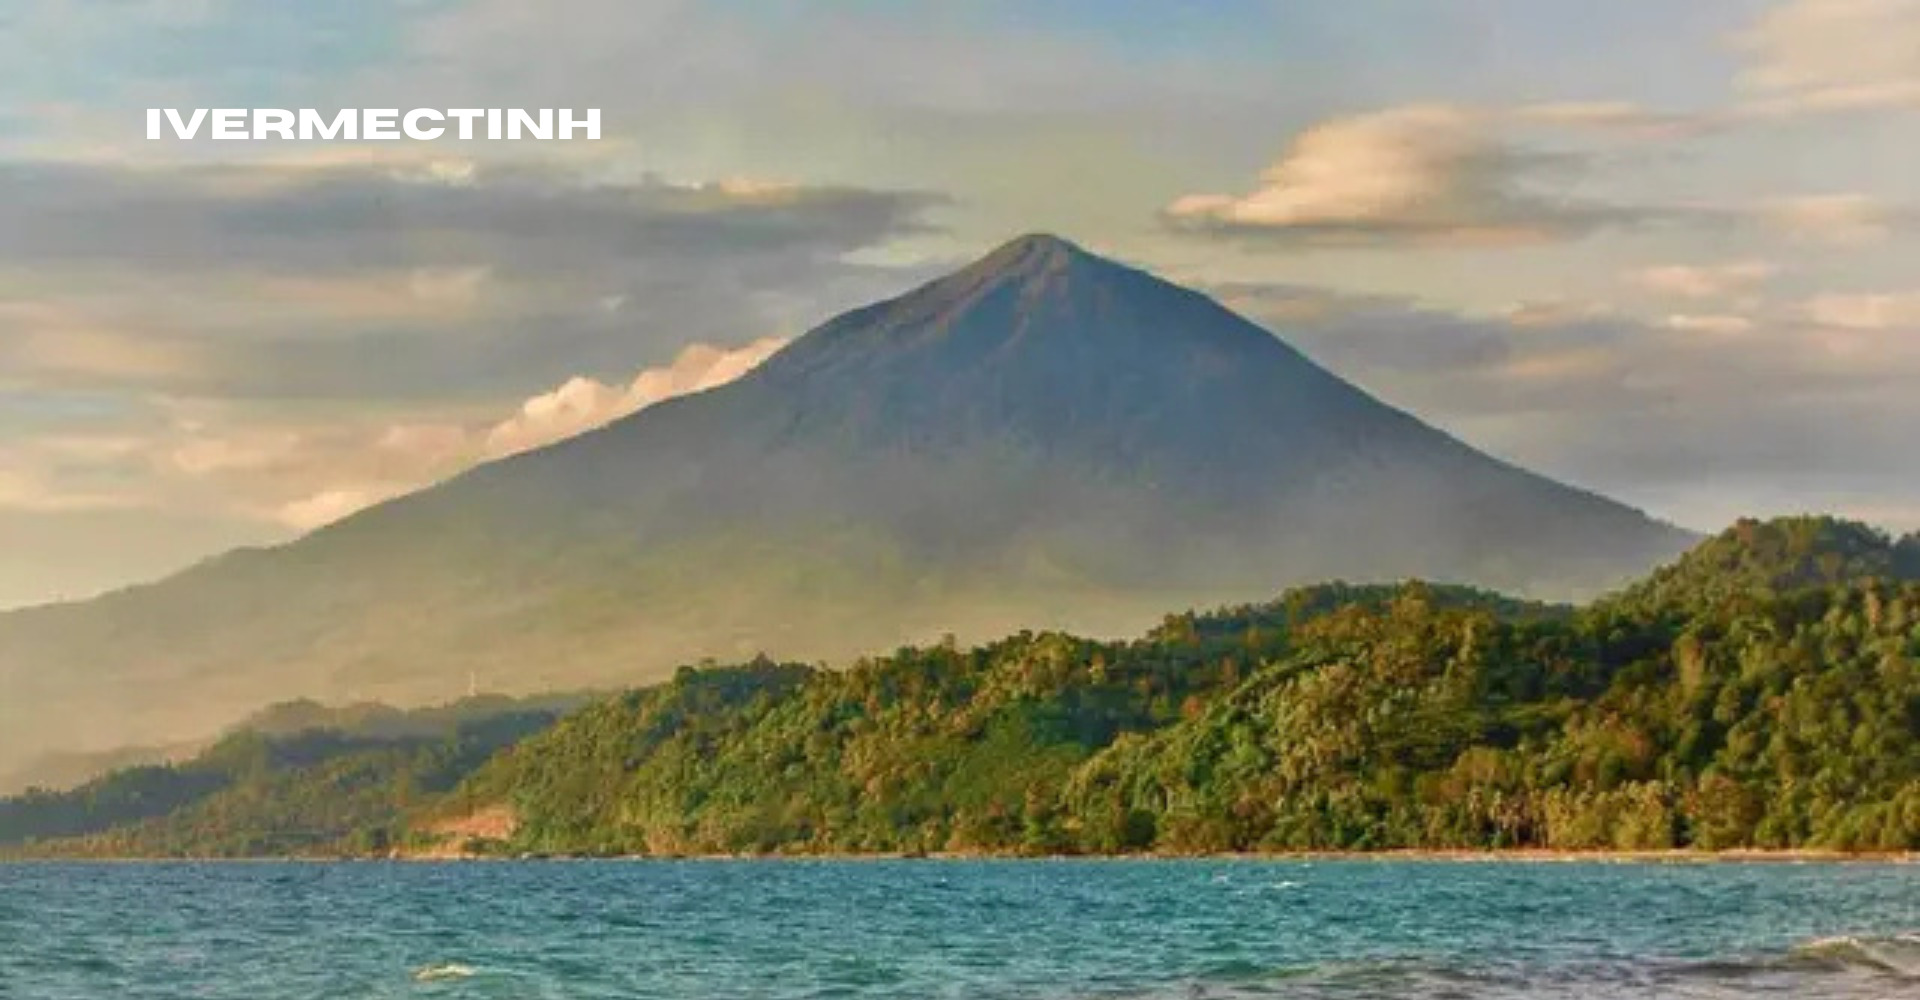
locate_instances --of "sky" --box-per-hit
[0,0,1916,608]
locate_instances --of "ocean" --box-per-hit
[1,859,1915,999]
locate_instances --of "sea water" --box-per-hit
[1,859,1915,999]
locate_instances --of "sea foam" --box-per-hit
[412,962,477,982]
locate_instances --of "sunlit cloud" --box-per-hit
[1630,262,1776,300]
[1661,314,1757,335]
[1164,104,1671,247]
[1802,291,1920,329]
[1763,194,1910,245]
[1733,0,1920,116]
[484,336,788,458]
[160,336,793,532]
[275,486,403,532]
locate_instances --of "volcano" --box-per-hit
[0,234,1693,763]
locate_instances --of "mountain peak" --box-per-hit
[971,232,1092,276]
[915,232,1115,307]
[763,231,1260,372]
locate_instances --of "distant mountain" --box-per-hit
[0,742,202,798]
[0,234,1692,766]
[0,694,571,856]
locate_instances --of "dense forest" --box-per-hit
[5,516,1917,858]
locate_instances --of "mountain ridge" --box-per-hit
[0,233,1694,767]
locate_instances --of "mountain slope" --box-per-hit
[11,518,1915,859]
[0,234,1692,766]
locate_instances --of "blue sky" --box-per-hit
[0,0,1917,607]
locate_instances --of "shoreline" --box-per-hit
[7,848,1916,865]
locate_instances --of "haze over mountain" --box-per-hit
[0,235,1693,768]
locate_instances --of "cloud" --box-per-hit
[1733,0,1920,116]
[0,329,794,538]
[0,146,940,603]
[1511,101,1716,139]
[1763,194,1912,244]
[141,335,794,532]
[0,426,157,516]
[275,486,401,532]
[1163,105,1662,247]
[1802,291,1920,329]
[1219,279,1920,533]
[0,300,206,385]
[0,157,940,403]
[376,423,472,465]
[485,336,787,457]
[168,431,302,478]
[1661,314,1757,335]
[1630,262,1776,299]
[0,467,132,514]
[0,160,945,277]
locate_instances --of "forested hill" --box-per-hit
[0,695,582,857]
[1619,515,1920,610]
[5,516,1917,858]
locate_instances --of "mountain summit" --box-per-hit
[0,235,1693,764]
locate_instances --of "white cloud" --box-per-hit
[1764,194,1903,244]
[1662,314,1757,334]
[485,336,787,458]
[0,467,132,514]
[1631,261,1776,299]
[1502,299,1618,329]
[483,377,626,459]
[1164,104,1653,247]
[376,423,473,465]
[1802,292,1920,329]
[1734,0,1920,115]
[168,431,301,477]
[1168,106,1485,232]
[1511,101,1712,139]
[275,487,404,532]
[0,300,205,385]
[406,266,490,303]
[201,337,796,532]
[2,334,793,540]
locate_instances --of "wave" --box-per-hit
[1629,932,1920,999]
[412,962,477,982]
[1113,935,1920,1000]
[1792,933,1920,978]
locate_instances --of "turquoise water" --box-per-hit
[1,860,1916,999]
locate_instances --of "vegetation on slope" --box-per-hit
[6,517,1915,858]
[1622,516,1919,610]
[442,572,1915,856]
[0,695,579,856]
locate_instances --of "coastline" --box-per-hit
[7,848,1915,864]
